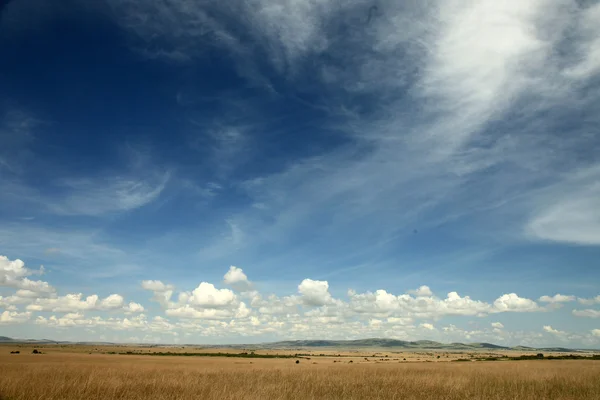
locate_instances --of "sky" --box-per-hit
[0,0,599,347]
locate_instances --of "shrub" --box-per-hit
[295,360,299,364]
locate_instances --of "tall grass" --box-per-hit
[1,353,599,399]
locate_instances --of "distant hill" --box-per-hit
[253,338,587,352]
[0,336,66,344]
[258,338,513,350]
[0,336,590,352]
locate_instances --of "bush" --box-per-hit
[295,360,300,364]
[32,349,41,354]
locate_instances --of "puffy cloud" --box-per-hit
[99,294,125,310]
[0,255,54,295]
[141,280,172,292]
[539,294,575,304]
[25,293,133,314]
[123,302,145,314]
[298,279,333,306]
[578,295,600,306]
[167,301,250,320]
[572,309,600,318]
[493,294,539,312]
[0,255,30,281]
[420,323,435,330]
[543,325,566,335]
[592,329,600,338]
[0,310,31,324]
[347,289,493,318]
[26,293,99,312]
[141,280,174,306]
[408,285,433,297]
[491,322,504,329]
[188,282,237,308]
[223,266,252,291]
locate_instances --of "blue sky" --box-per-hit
[1,0,599,347]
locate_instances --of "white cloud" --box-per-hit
[48,172,170,216]
[99,294,125,310]
[26,293,99,312]
[0,255,53,294]
[493,294,539,312]
[578,295,600,306]
[223,266,252,291]
[0,310,31,324]
[408,285,433,297]
[592,329,600,338]
[491,322,504,329]
[123,302,145,314]
[573,309,600,318]
[420,0,556,147]
[527,166,600,245]
[420,323,435,330]
[543,325,566,336]
[141,280,174,306]
[187,282,237,308]
[563,3,600,80]
[298,279,333,307]
[539,294,576,304]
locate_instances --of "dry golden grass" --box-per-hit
[1,349,599,399]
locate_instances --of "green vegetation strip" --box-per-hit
[116,351,298,359]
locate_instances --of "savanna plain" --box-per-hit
[1,345,600,400]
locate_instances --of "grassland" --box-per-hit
[1,345,599,399]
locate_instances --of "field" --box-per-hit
[1,345,599,399]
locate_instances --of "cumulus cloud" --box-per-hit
[1,260,595,345]
[99,294,125,310]
[298,279,333,306]
[123,302,145,314]
[0,310,31,324]
[26,293,99,312]
[0,255,54,294]
[592,329,600,338]
[23,293,133,313]
[493,294,539,312]
[539,294,576,304]
[223,266,252,291]
[187,282,237,308]
[578,295,600,306]
[141,280,174,306]
[543,325,566,336]
[408,285,433,297]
